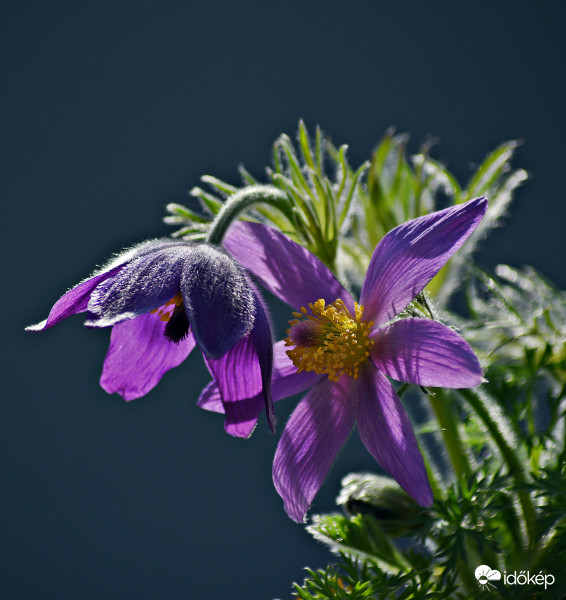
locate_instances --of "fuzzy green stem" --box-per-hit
[428,390,473,482]
[458,388,537,546]
[206,185,290,246]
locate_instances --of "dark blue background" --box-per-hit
[2,2,565,598]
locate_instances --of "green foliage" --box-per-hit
[293,553,463,600]
[336,473,427,537]
[165,120,367,269]
[264,121,369,268]
[459,265,566,470]
[293,461,565,598]
[291,262,566,599]
[164,122,525,287]
[342,131,527,296]
[307,513,412,572]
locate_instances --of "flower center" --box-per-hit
[284,298,374,381]
[152,293,183,322]
[152,293,190,343]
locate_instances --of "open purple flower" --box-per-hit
[200,197,487,521]
[27,239,275,437]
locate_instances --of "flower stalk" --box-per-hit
[427,389,474,482]
[458,387,537,547]
[206,185,290,246]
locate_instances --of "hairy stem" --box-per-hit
[458,388,536,547]
[206,185,291,246]
[428,389,473,482]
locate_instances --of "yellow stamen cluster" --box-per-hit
[285,298,374,381]
[151,293,183,322]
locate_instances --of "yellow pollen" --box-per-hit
[284,298,374,382]
[151,293,183,322]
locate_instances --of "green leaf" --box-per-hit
[307,513,411,572]
[465,141,521,199]
[189,186,223,215]
[237,164,259,185]
[200,174,237,196]
[298,119,316,170]
[163,202,211,224]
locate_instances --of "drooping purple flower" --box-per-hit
[200,197,487,521]
[27,239,275,437]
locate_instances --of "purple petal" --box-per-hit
[273,376,357,523]
[100,310,196,401]
[267,342,322,401]
[27,238,193,332]
[87,244,192,327]
[181,245,256,358]
[357,366,433,507]
[197,380,224,413]
[371,318,482,388]
[360,197,487,326]
[198,340,321,413]
[205,335,263,438]
[204,286,276,438]
[248,286,276,432]
[223,221,354,312]
[26,267,123,331]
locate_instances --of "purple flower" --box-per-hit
[200,197,487,521]
[27,239,275,437]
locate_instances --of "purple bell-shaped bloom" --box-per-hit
[27,239,275,437]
